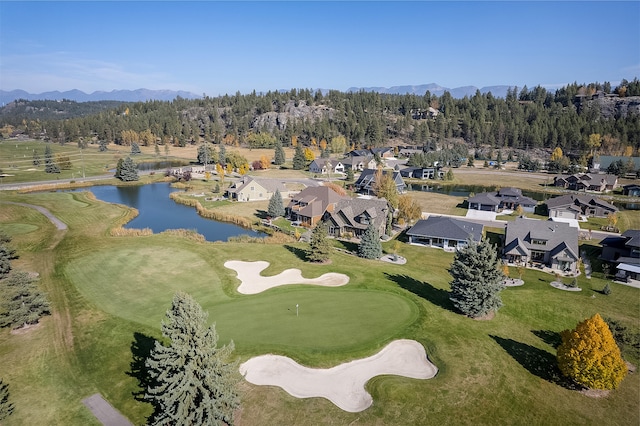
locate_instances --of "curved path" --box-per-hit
[1,201,67,230]
[240,339,438,412]
[224,260,349,294]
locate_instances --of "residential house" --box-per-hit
[467,187,537,213]
[323,197,389,238]
[354,169,406,195]
[286,185,347,227]
[399,166,444,180]
[370,147,395,159]
[546,194,618,219]
[342,155,375,172]
[406,216,483,251]
[600,230,640,284]
[623,184,640,197]
[503,217,579,274]
[225,176,289,202]
[553,173,618,192]
[398,146,423,157]
[308,158,345,175]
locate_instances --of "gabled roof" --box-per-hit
[287,186,347,218]
[504,238,530,256]
[326,197,389,231]
[406,216,483,242]
[354,169,405,192]
[468,192,500,206]
[546,194,617,212]
[622,229,640,249]
[226,176,269,194]
[504,217,579,259]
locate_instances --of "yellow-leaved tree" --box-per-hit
[557,313,627,390]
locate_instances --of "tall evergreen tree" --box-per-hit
[117,157,139,181]
[32,149,41,166]
[273,140,285,165]
[44,144,60,174]
[131,142,141,155]
[308,221,331,263]
[145,292,240,425]
[0,271,51,329]
[292,143,306,170]
[0,379,13,421]
[0,241,17,278]
[358,223,382,260]
[218,144,226,166]
[449,239,505,318]
[557,313,627,390]
[267,189,285,218]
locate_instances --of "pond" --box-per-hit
[79,183,265,242]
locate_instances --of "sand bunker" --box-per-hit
[224,260,349,294]
[239,339,438,412]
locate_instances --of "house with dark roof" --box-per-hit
[225,176,290,202]
[342,155,375,171]
[354,169,406,195]
[286,185,347,227]
[545,194,618,219]
[503,217,579,274]
[601,229,640,284]
[399,166,444,180]
[553,173,618,192]
[467,187,537,213]
[323,197,389,238]
[406,216,483,251]
[623,184,640,197]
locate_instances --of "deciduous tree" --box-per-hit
[145,292,240,425]
[449,239,505,318]
[557,313,627,390]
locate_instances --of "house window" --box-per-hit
[531,250,545,262]
[531,239,546,246]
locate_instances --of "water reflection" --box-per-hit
[80,183,264,242]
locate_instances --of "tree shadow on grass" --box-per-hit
[385,273,457,313]
[283,244,309,262]
[490,335,582,390]
[126,332,158,401]
[532,329,562,349]
[255,209,269,220]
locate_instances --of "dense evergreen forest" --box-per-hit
[1,79,639,160]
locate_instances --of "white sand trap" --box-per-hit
[224,260,349,294]
[239,339,438,412]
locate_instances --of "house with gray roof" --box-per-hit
[467,187,537,213]
[600,229,640,284]
[406,216,483,251]
[354,169,406,195]
[323,197,389,238]
[308,158,345,175]
[553,172,618,192]
[546,194,618,219]
[503,217,579,274]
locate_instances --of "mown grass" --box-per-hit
[0,188,638,426]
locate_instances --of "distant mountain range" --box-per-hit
[346,83,514,98]
[0,88,201,105]
[1,84,518,105]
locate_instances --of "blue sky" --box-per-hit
[1,1,639,95]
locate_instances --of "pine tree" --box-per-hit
[0,379,14,421]
[117,157,139,181]
[273,140,285,165]
[44,144,60,173]
[0,242,17,278]
[358,223,382,260]
[218,144,226,166]
[0,271,51,329]
[99,140,108,152]
[557,313,627,390]
[346,168,354,182]
[292,143,306,170]
[145,292,240,425]
[449,239,505,318]
[308,221,331,263]
[267,189,285,218]
[32,149,41,166]
[131,142,141,155]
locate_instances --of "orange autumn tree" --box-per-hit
[557,313,627,390]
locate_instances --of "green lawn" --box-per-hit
[0,188,638,426]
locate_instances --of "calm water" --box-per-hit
[82,183,264,242]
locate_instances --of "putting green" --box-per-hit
[65,246,417,353]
